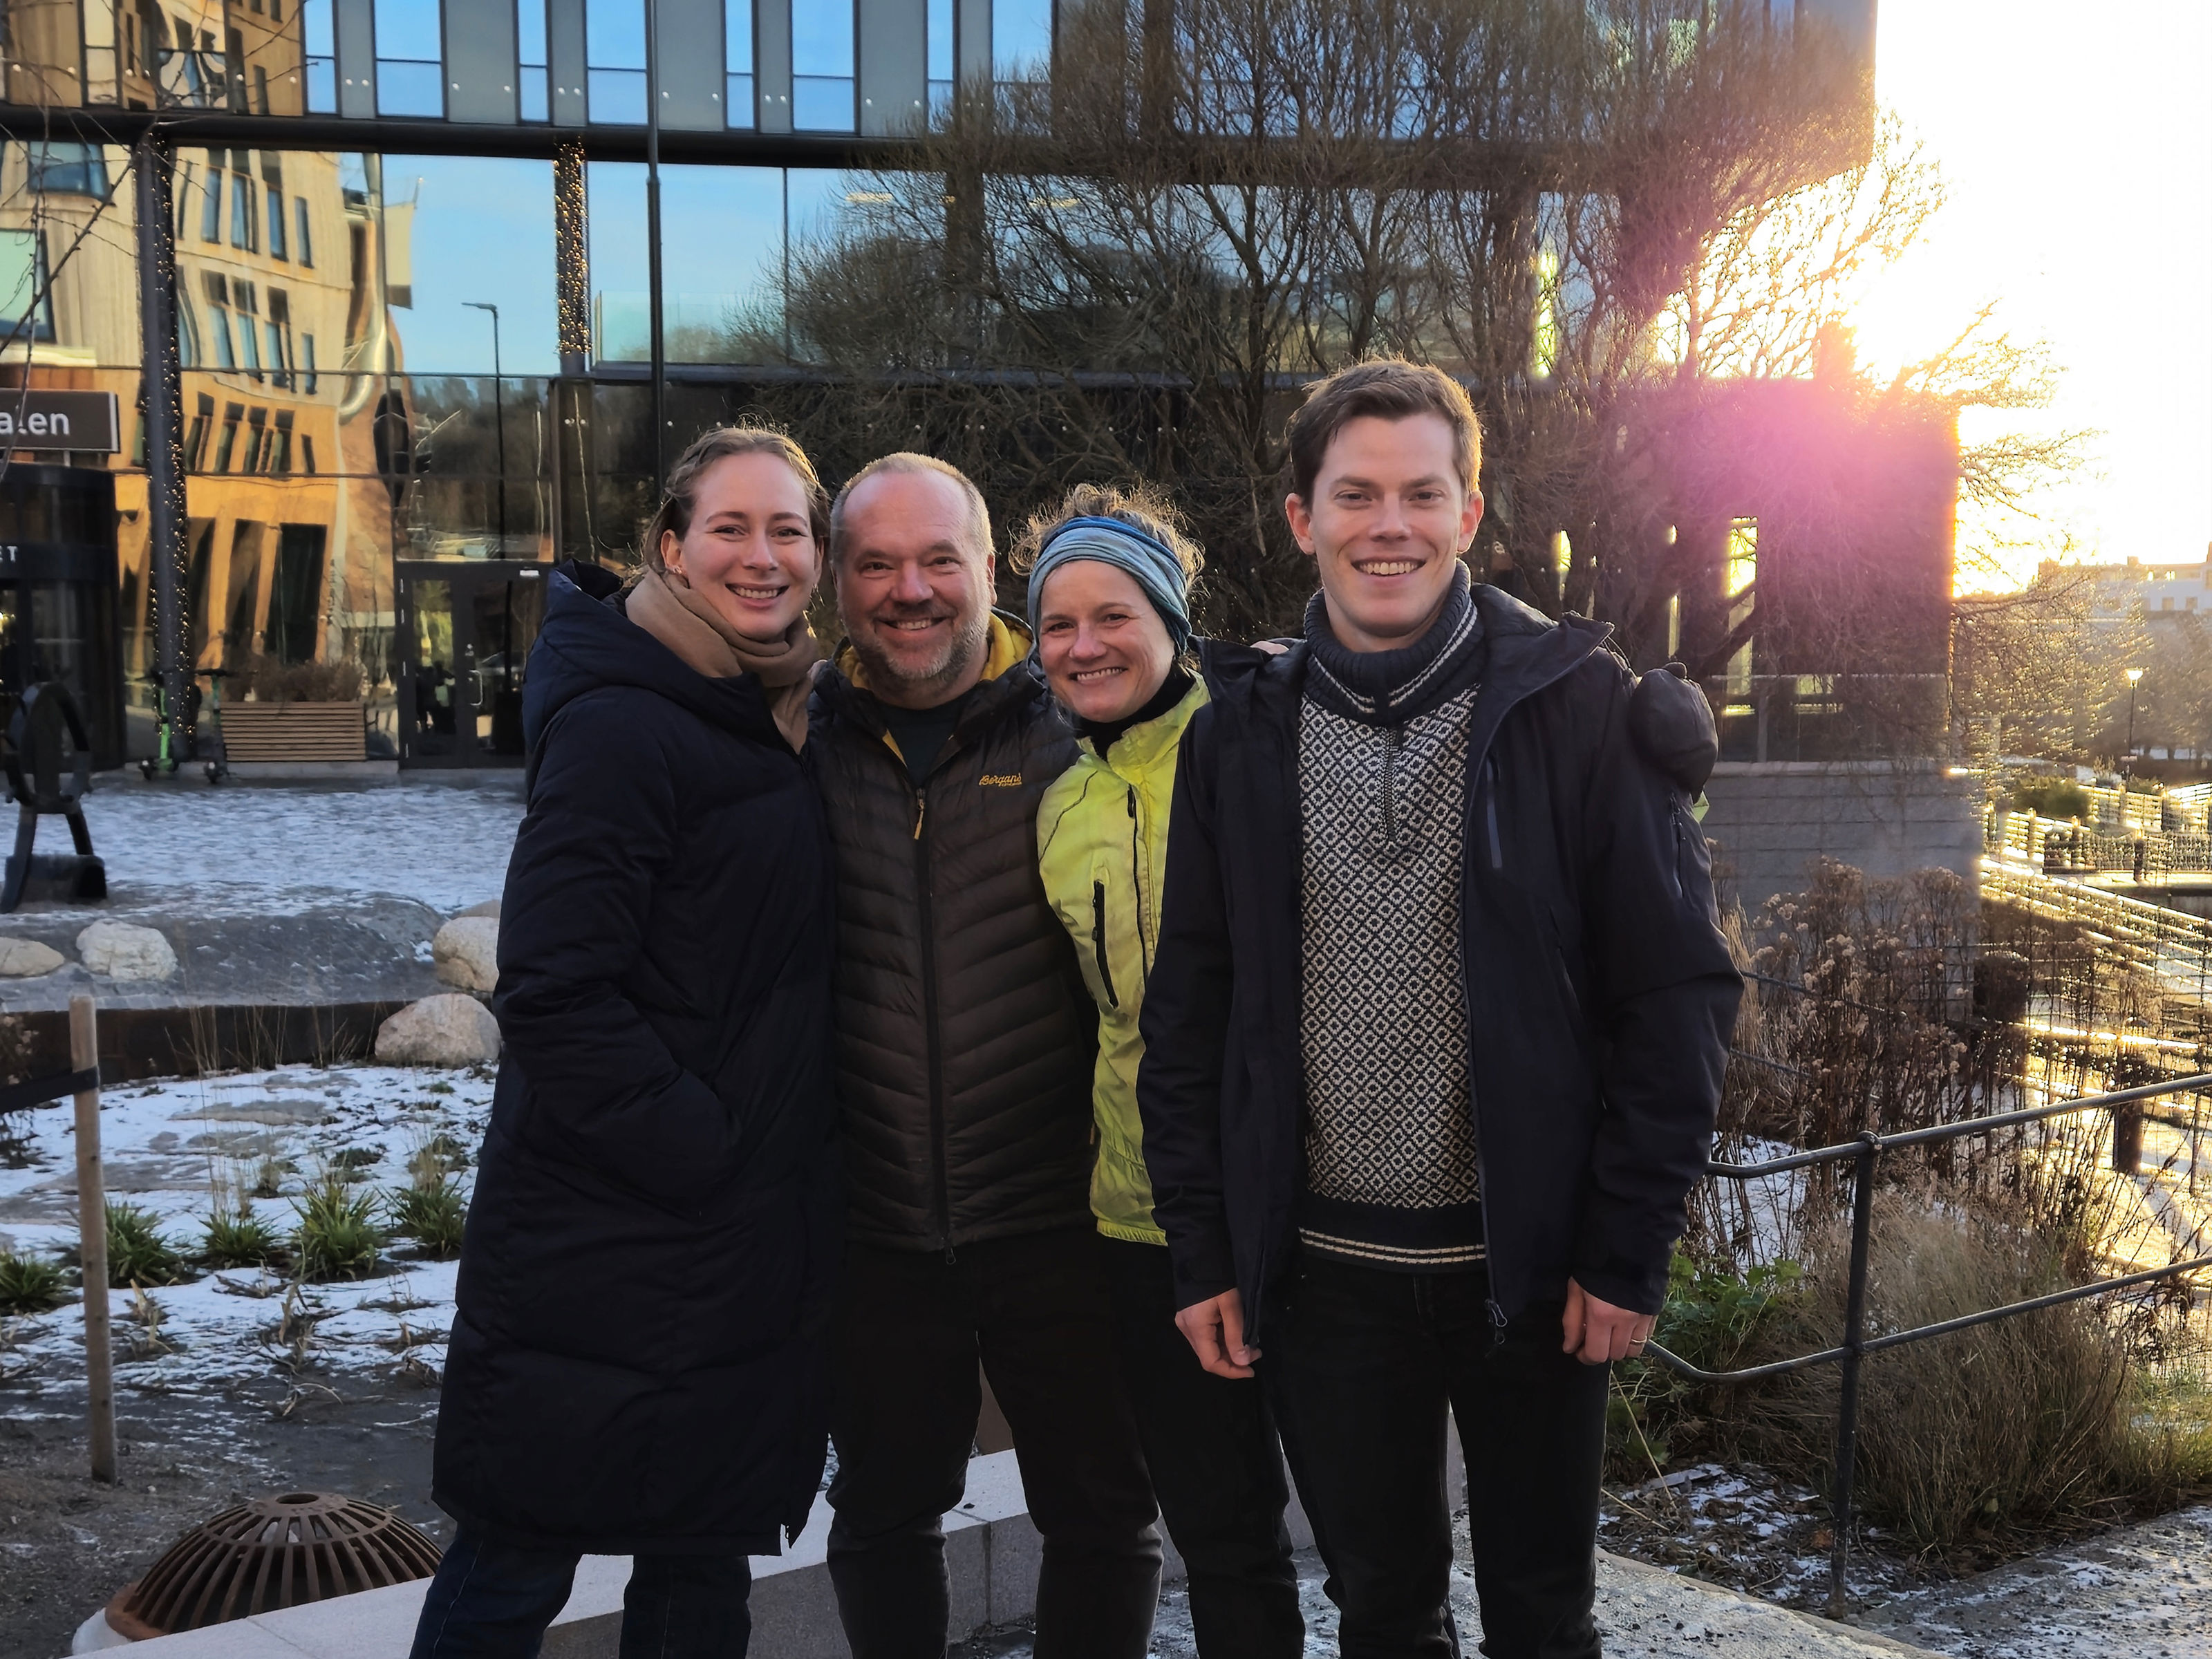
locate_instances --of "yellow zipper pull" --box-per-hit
[913,788,926,841]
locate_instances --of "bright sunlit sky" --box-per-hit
[1864,1,2212,589]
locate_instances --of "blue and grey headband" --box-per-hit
[1024,516,1193,655]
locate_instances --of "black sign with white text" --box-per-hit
[0,391,120,452]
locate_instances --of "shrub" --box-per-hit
[105,1202,187,1287]
[292,1171,385,1281]
[387,1170,468,1259]
[2014,776,2090,820]
[0,1248,66,1313]
[200,1201,283,1270]
[1737,1202,2144,1559]
[240,653,366,704]
[1609,1255,1810,1480]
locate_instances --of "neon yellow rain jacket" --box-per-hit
[1036,676,1210,1244]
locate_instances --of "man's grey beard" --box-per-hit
[846,605,991,706]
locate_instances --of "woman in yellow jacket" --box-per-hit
[1023,484,1302,1659]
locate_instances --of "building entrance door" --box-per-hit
[396,563,549,767]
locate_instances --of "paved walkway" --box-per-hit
[1120,1550,1940,1659]
[1864,1506,2212,1658]
[0,778,523,1013]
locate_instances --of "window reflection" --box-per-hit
[520,0,552,122]
[725,0,754,129]
[588,0,647,124]
[793,0,855,132]
[374,0,444,118]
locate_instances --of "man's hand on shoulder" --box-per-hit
[1562,1278,1654,1365]
[1176,1288,1259,1379]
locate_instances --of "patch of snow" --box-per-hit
[0,1065,491,1398]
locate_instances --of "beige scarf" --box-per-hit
[627,565,821,751]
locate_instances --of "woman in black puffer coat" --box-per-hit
[413,429,841,1659]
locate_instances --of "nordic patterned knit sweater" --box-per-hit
[1297,563,1489,1272]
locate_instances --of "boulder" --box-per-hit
[455,899,501,919]
[375,995,502,1067]
[0,937,64,977]
[433,915,499,993]
[75,921,178,982]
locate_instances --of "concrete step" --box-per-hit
[91,1452,1945,1659]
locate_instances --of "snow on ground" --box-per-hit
[0,1064,491,1400]
[73,780,524,915]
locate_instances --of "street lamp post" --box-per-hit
[462,302,507,558]
[2125,667,2145,778]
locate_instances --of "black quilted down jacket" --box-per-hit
[809,614,1096,1250]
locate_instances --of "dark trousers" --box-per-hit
[409,1528,753,1658]
[826,1225,1163,1659]
[1266,1255,1609,1659]
[1098,1234,1304,1659]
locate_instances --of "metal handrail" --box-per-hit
[1641,1069,2212,1619]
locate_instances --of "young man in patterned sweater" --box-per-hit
[1136,360,1743,1658]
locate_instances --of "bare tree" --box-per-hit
[748,0,2067,671]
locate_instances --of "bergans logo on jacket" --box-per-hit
[808,612,1098,1253]
[1037,675,1211,1247]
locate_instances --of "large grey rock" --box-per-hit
[0,937,63,977]
[375,994,501,1067]
[75,921,178,982]
[433,915,499,993]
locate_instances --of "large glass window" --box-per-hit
[587,160,650,362]
[793,1,855,132]
[519,0,551,121]
[375,0,444,118]
[725,0,753,130]
[303,0,336,111]
[660,165,785,363]
[200,158,223,242]
[591,164,789,365]
[24,142,113,199]
[379,156,558,375]
[993,0,1051,84]
[229,164,256,250]
[203,273,238,369]
[928,0,953,119]
[587,0,646,124]
[295,198,315,268]
[0,231,54,345]
[263,153,289,260]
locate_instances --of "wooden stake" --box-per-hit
[71,994,113,1483]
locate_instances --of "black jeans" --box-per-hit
[1266,1255,1609,1659]
[409,1528,753,1658]
[1100,1235,1304,1659]
[826,1225,1163,1659]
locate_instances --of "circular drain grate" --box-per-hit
[106,1491,444,1638]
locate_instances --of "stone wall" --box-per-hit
[1699,761,1983,920]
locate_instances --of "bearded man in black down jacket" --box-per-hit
[1137,363,1743,1659]
[809,453,1161,1659]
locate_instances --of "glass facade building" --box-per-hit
[0,0,1880,769]
[0,0,1013,765]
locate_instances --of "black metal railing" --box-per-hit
[1644,1070,2212,1619]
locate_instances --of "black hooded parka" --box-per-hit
[1136,583,1743,1336]
[432,563,842,1557]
